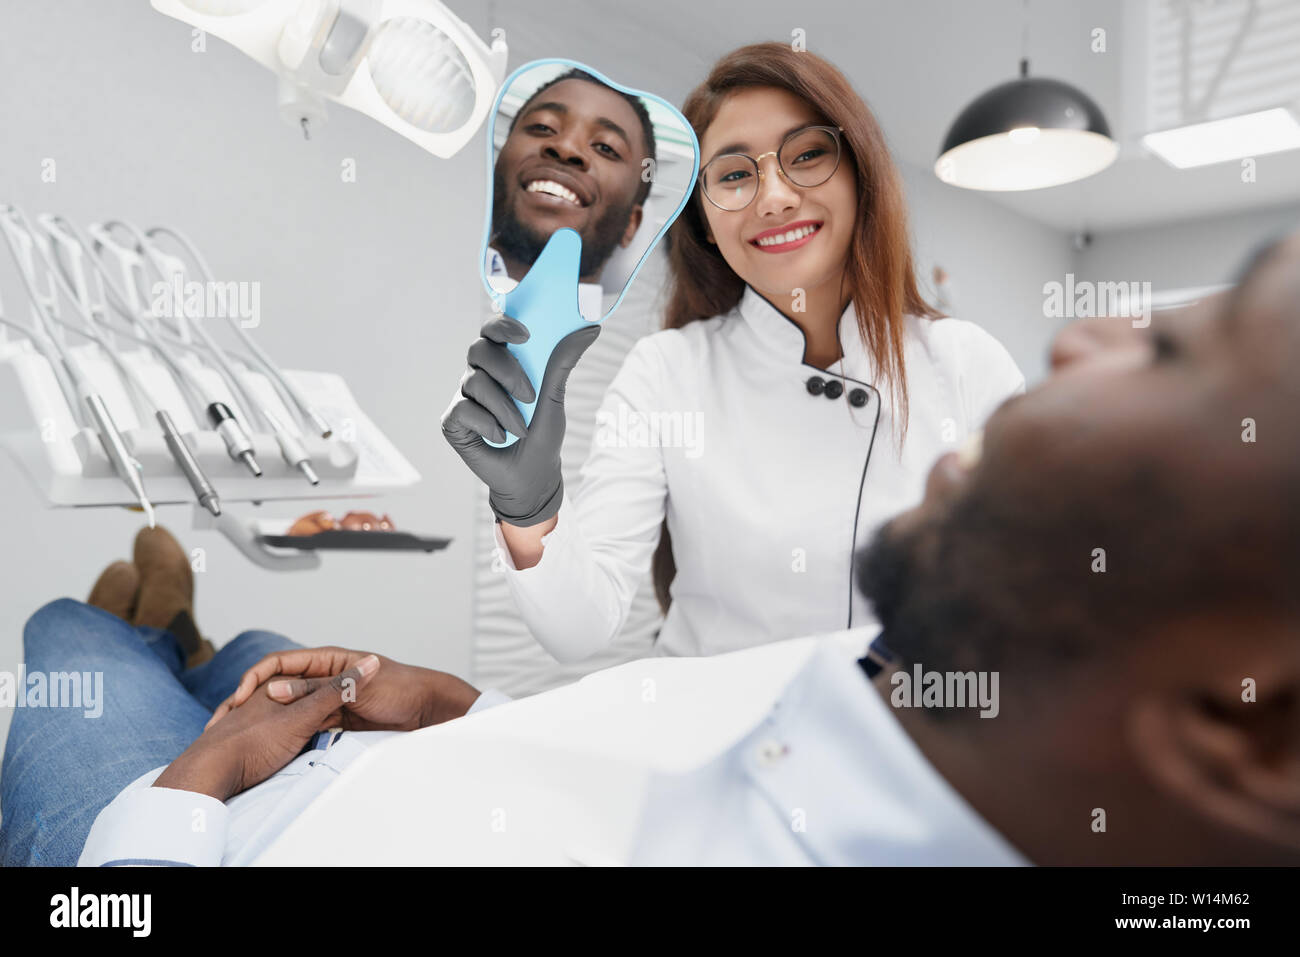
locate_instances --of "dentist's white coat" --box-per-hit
[495,285,1024,661]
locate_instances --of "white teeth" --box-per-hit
[755,223,819,247]
[956,429,983,470]
[526,179,581,206]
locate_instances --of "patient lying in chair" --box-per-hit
[3,232,1299,866]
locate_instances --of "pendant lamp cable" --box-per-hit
[1020,0,1031,77]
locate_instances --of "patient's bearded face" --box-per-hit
[492,78,646,279]
[859,236,1300,677]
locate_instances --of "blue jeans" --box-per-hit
[0,598,300,866]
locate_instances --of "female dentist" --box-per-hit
[442,43,1024,662]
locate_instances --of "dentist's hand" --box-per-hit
[441,315,600,527]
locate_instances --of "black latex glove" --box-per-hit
[441,314,600,527]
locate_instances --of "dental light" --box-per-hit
[150,0,508,157]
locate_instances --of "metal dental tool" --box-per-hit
[261,406,318,485]
[144,224,334,439]
[103,221,267,423]
[72,219,266,478]
[0,213,86,428]
[85,393,156,527]
[0,206,156,526]
[38,215,223,517]
[115,221,319,485]
[157,408,221,515]
[206,401,261,476]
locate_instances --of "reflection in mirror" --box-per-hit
[482,59,698,322]
[477,59,699,447]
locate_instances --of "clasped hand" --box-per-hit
[154,648,481,802]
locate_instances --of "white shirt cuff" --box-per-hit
[78,770,230,867]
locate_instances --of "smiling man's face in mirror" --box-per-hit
[491,74,652,284]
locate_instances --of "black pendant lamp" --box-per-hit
[936,57,1118,191]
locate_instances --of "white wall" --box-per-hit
[1076,203,1300,291]
[0,0,492,755]
[902,172,1300,384]
[900,162,1076,384]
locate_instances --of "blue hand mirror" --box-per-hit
[479,58,700,447]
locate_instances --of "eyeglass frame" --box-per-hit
[699,124,846,211]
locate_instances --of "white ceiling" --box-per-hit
[475,0,1300,232]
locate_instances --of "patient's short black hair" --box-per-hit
[507,68,658,206]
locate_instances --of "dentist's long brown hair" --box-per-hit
[652,42,939,613]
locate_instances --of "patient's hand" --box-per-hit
[1049,312,1173,372]
[206,647,481,733]
[156,659,379,802]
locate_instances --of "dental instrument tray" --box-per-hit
[257,529,451,552]
[0,210,427,570]
[0,345,419,506]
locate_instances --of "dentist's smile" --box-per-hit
[748,219,822,253]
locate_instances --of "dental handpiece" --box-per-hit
[262,407,319,486]
[306,408,333,440]
[138,225,334,439]
[85,393,156,528]
[206,401,262,476]
[157,410,221,516]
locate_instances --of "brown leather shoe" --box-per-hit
[87,560,141,621]
[132,526,209,666]
[187,633,216,668]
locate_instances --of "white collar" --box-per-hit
[486,246,605,323]
[626,635,1027,865]
[772,638,1028,865]
[736,284,875,384]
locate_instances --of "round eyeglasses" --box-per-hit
[700,125,845,211]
